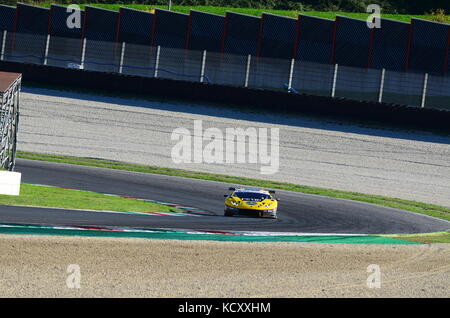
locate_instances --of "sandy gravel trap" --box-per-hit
[0,234,449,298]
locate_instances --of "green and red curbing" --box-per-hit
[0,223,421,244]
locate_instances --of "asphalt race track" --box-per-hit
[18,87,450,207]
[0,159,448,235]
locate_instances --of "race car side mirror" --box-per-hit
[224,194,228,198]
[228,187,236,191]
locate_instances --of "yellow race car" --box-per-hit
[224,187,279,219]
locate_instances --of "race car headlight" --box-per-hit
[263,204,273,208]
[229,201,239,206]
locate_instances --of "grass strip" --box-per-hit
[28,3,446,23]
[17,151,450,222]
[0,183,179,213]
[386,231,450,244]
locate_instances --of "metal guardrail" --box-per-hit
[0,73,20,171]
[1,31,449,112]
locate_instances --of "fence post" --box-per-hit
[154,46,161,78]
[1,30,6,61]
[43,34,50,65]
[200,50,206,83]
[421,73,429,108]
[244,54,251,87]
[119,42,125,74]
[378,68,385,103]
[331,63,338,97]
[80,37,86,69]
[288,58,295,90]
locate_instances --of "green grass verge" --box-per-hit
[387,232,450,244]
[17,151,450,223]
[29,3,447,23]
[0,183,178,213]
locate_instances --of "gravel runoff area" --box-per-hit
[18,87,450,207]
[0,234,449,297]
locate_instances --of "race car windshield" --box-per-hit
[233,192,270,201]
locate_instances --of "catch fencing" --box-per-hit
[1,31,449,112]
